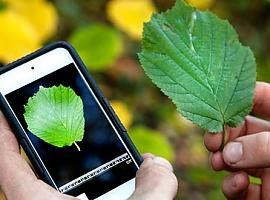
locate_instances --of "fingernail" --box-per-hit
[153,157,174,172]
[142,153,155,160]
[224,142,243,164]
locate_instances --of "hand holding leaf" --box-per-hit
[24,85,85,151]
[139,0,256,146]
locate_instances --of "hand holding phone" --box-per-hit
[0,111,177,200]
[0,42,141,199]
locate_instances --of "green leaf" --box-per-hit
[129,126,174,161]
[139,0,256,132]
[24,85,85,151]
[69,24,123,71]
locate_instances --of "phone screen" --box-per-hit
[4,63,138,199]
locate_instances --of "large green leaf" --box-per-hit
[139,0,256,132]
[24,85,85,151]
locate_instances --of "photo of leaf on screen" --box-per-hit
[24,85,85,151]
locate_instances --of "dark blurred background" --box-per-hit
[0,0,270,199]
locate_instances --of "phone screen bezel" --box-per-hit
[0,46,140,199]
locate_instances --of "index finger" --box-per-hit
[252,81,270,117]
[0,111,20,153]
[0,111,38,197]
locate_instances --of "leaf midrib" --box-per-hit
[41,88,76,141]
[143,54,220,116]
[222,49,249,121]
[159,11,225,120]
[150,10,248,125]
[157,14,210,90]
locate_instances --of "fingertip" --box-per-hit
[223,141,244,167]
[140,154,155,168]
[222,172,249,199]
[153,156,174,172]
[234,172,249,189]
[140,155,174,172]
[204,132,223,152]
[133,156,178,200]
[211,152,227,171]
[142,153,155,160]
[253,82,270,117]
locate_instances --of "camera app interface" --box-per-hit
[5,63,138,199]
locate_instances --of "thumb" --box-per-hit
[129,155,178,200]
[223,132,270,168]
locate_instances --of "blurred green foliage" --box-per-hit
[69,24,123,71]
[1,0,270,199]
[0,1,6,10]
[129,126,174,161]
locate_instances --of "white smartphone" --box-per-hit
[0,42,142,200]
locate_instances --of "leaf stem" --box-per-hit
[74,142,81,151]
[220,124,227,150]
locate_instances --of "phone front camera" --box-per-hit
[31,66,35,70]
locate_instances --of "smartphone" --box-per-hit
[0,42,142,200]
